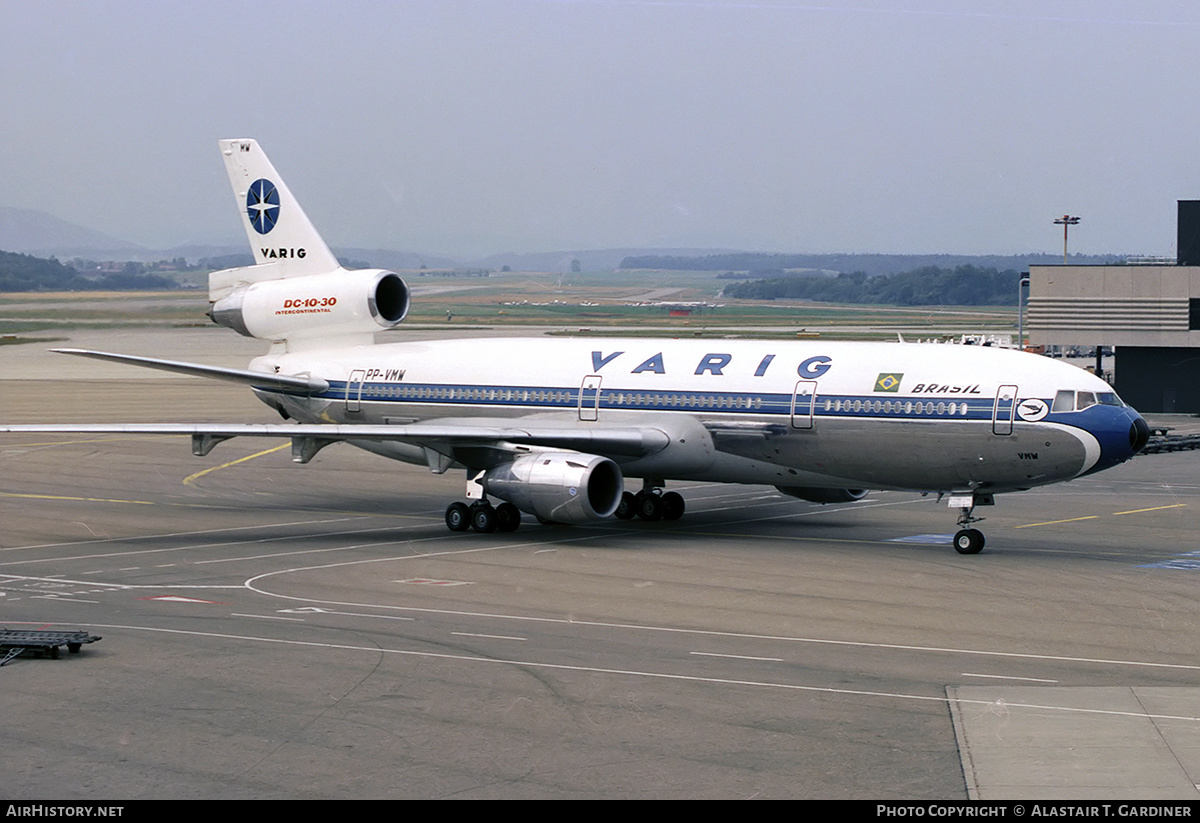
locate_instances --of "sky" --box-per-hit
[4,0,1200,259]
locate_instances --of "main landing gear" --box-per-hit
[614,482,686,522]
[949,492,994,555]
[445,499,522,534]
[441,482,688,533]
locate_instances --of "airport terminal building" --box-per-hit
[1027,202,1200,413]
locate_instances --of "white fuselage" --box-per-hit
[248,336,1141,495]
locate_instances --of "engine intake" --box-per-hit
[482,452,623,523]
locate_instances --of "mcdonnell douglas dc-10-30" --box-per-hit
[0,139,1150,554]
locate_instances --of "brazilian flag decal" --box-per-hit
[874,373,903,392]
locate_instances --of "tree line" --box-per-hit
[0,250,181,291]
[621,251,1115,277]
[720,265,1024,306]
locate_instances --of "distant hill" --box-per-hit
[0,206,1137,276]
[0,206,151,259]
[335,248,459,271]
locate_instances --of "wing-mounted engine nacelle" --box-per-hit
[209,268,410,342]
[775,486,868,504]
[482,452,623,523]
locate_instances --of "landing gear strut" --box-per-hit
[949,492,993,555]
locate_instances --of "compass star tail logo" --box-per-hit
[246,178,280,234]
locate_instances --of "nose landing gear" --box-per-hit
[948,492,993,555]
[953,527,985,555]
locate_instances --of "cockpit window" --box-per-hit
[1052,389,1124,412]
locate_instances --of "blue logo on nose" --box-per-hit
[246,179,280,234]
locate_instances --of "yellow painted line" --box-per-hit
[1015,515,1100,529]
[183,444,289,487]
[0,492,154,505]
[1016,503,1187,529]
[1113,504,1188,515]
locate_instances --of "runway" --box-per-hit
[3,340,1200,798]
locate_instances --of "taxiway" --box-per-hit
[3,329,1200,799]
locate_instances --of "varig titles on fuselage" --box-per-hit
[588,350,833,379]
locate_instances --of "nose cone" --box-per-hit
[1079,405,1149,476]
[1096,407,1150,471]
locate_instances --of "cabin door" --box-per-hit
[346,369,366,413]
[791,380,817,429]
[579,375,602,421]
[992,384,1017,435]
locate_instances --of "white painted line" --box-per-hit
[231,613,305,621]
[960,673,1059,683]
[142,595,232,604]
[451,632,526,641]
[0,573,129,589]
[397,578,472,586]
[279,608,415,622]
[690,651,783,662]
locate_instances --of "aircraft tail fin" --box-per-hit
[209,140,409,349]
[219,138,340,277]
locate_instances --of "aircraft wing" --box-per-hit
[0,420,672,468]
[4,348,683,473]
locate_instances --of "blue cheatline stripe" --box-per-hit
[307,380,1051,423]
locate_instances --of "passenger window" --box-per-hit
[1052,390,1075,412]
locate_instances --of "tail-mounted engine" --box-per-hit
[482,452,623,523]
[209,268,410,344]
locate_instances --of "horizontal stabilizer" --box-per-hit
[49,349,328,393]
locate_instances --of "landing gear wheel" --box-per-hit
[953,528,985,555]
[636,491,663,521]
[445,502,471,532]
[471,504,497,533]
[615,492,637,520]
[495,502,521,532]
[661,491,685,521]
